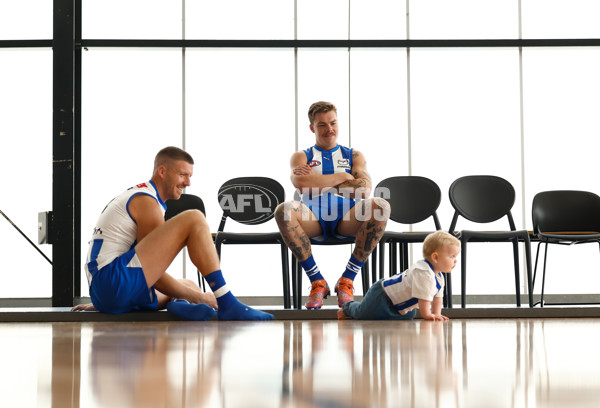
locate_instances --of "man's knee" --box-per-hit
[179,209,210,232]
[372,197,391,221]
[275,201,300,225]
[355,197,390,223]
[180,278,199,289]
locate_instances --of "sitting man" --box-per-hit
[72,146,273,321]
[275,101,390,309]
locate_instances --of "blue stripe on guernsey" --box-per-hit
[321,146,335,174]
[424,260,442,293]
[303,144,353,176]
[304,147,314,165]
[383,273,403,287]
[87,239,104,274]
[148,180,167,210]
[126,192,162,223]
[394,297,419,311]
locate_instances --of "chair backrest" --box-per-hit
[532,190,600,234]
[217,177,286,231]
[448,175,517,231]
[165,193,206,220]
[374,176,442,229]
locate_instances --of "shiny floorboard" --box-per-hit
[2,318,600,408]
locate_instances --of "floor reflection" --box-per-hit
[3,318,600,407]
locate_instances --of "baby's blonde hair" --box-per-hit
[422,231,460,260]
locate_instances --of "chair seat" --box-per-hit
[381,231,433,243]
[538,231,600,243]
[460,229,530,241]
[215,231,284,245]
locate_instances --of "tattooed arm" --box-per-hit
[336,150,372,199]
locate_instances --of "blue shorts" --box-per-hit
[303,193,357,243]
[89,248,158,314]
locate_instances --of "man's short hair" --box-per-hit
[422,230,460,260]
[154,146,194,172]
[308,101,337,125]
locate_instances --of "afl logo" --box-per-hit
[308,160,321,167]
[218,181,283,225]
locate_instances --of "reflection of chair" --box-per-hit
[290,191,371,310]
[215,177,291,309]
[165,193,207,289]
[448,175,533,308]
[532,190,600,307]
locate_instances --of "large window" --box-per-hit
[2,1,600,301]
[0,49,52,298]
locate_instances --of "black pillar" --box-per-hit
[52,0,77,306]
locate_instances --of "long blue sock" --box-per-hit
[166,299,216,321]
[341,254,364,281]
[205,270,274,321]
[300,255,324,282]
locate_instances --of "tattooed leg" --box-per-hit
[350,198,390,262]
[275,201,321,262]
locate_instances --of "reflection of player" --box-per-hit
[275,101,390,310]
[88,323,220,407]
[338,231,460,321]
[72,146,273,321]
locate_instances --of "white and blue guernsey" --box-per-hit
[382,260,445,315]
[300,144,357,242]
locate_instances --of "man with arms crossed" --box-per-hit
[275,101,390,309]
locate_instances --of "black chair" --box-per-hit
[165,193,208,290]
[215,177,291,309]
[372,176,446,302]
[448,175,533,308]
[532,190,600,307]
[289,190,371,309]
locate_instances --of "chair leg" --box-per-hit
[523,236,533,308]
[532,242,541,293]
[291,258,297,309]
[400,242,409,271]
[367,245,379,286]
[362,262,370,295]
[444,272,453,308]
[511,239,521,307]
[540,243,549,308]
[366,246,376,291]
[280,244,291,309]
[461,240,467,308]
[196,269,206,291]
[294,259,303,310]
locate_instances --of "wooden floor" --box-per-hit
[2,314,600,407]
